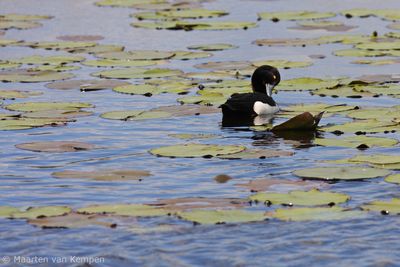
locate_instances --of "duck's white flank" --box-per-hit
[253,101,279,115]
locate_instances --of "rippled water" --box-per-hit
[1,0,400,266]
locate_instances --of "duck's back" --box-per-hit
[220,92,277,116]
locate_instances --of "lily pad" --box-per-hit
[272,112,324,131]
[187,43,237,51]
[270,207,365,221]
[277,77,339,91]
[82,59,163,68]
[169,133,218,140]
[314,136,398,148]
[219,148,293,159]
[96,50,175,60]
[0,117,71,130]
[252,59,313,69]
[346,107,400,120]
[293,166,391,181]
[0,206,19,217]
[28,212,116,229]
[133,9,229,20]
[46,79,129,91]
[31,41,97,51]
[5,101,93,112]
[0,20,42,30]
[346,154,400,165]
[0,61,21,69]
[149,143,246,158]
[112,81,191,95]
[57,35,104,41]
[77,204,168,217]
[249,189,349,206]
[13,55,85,65]
[384,174,400,185]
[0,69,74,82]
[258,11,336,21]
[321,119,400,133]
[356,41,400,51]
[177,209,267,225]
[92,68,182,79]
[236,179,323,192]
[150,197,247,212]
[95,0,165,7]
[100,110,171,120]
[16,141,96,152]
[10,206,71,219]
[0,89,42,99]
[361,198,400,214]
[170,51,212,60]
[290,21,356,32]
[52,169,151,181]
[132,20,257,31]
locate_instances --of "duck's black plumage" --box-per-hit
[220,65,281,117]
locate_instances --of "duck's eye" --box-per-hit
[272,75,276,80]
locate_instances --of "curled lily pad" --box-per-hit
[293,166,391,181]
[52,169,151,181]
[77,204,168,217]
[385,174,400,185]
[13,55,85,65]
[187,43,237,51]
[92,68,182,79]
[10,206,71,219]
[0,69,74,82]
[28,212,116,229]
[16,141,96,152]
[100,110,171,120]
[149,143,246,158]
[314,136,398,148]
[258,11,336,21]
[46,79,129,91]
[5,101,93,112]
[177,209,267,225]
[269,207,365,221]
[249,189,349,206]
[361,199,400,214]
[272,112,323,131]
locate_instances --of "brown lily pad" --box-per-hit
[149,197,248,212]
[56,35,105,41]
[52,169,151,181]
[272,112,324,132]
[218,149,294,159]
[28,212,117,229]
[16,141,97,152]
[214,174,233,183]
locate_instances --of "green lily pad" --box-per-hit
[0,89,42,99]
[356,41,400,51]
[149,143,246,158]
[258,11,336,21]
[347,154,400,165]
[11,206,71,219]
[218,149,293,159]
[21,109,92,119]
[333,49,400,57]
[52,169,151,181]
[170,51,212,60]
[0,20,42,30]
[187,43,237,51]
[77,204,168,217]
[0,69,74,82]
[0,61,21,69]
[0,39,22,46]
[0,14,52,21]
[361,198,400,214]
[314,135,398,148]
[31,64,80,72]
[290,21,356,32]
[177,209,267,225]
[277,77,339,91]
[252,59,313,69]
[249,189,349,206]
[95,0,165,7]
[195,60,251,70]
[346,107,400,120]
[150,197,247,211]
[100,110,171,120]
[384,174,400,185]
[16,141,96,152]
[169,133,218,140]
[351,59,400,65]
[5,101,93,112]
[340,8,400,20]
[28,212,116,229]
[113,81,191,95]
[0,206,19,217]
[311,86,375,98]
[46,79,129,91]
[353,84,400,96]
[132,20,257,31]
[281,103,356,116]
[0,117,70,130]
[270,207,365,221]
[96,50,175,60]
[82,59,163,68]
[177,92,226,106]
[57,35,104,41]
[13,55,85,65]
[133,9,228,20]
[321,119,400,133]
[92,68,182,79]
[293,166,391,181]
[31,41,97,51]
[70,44,124,54]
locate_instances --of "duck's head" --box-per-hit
[251,65,280,97]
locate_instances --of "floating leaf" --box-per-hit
[311,86,375,98]
[77,204,168,217]
[333,49,400,57]
[0,20,42,30]
[314,135,398,148]
[5,101,93,112]
[16,141,96,152]
[187,43,237,51]
[82,59,163,68]
[170,50,212,60]
[31,41,97,51]
[270,207,365,221]
[321,119,400,133]
[57,35,104,41]
[361,198,400,214]
[252,59,313,69]
[277,77,339,91]
[0,69,74,82]
[133,9,229,20]
[250,189,349,206]
[346,154,400,165]
[100,110,171,120]
[258,11,336,21]
[11,206,71,219]
[13,55,85,65]
[0,14,52,21]
[46,79,129,91]
[219,148,293,159]
[0,89,42,99]
[346,107,400,120]
[150,197,247,212]
[92,68,182,79]
[177,209,267,224]
[293,166,391,181]
[132,20,257,31]
[95,0,165,7]
[351,59,400,66]
[356,42,400,51]
[340,8,400,20]
[281,103,356,115]
[0,60,20,69]
[236,179,323,192]
[28,212,115,229]
[195,60,251,70]
[149,143,246,158]
[22,109,92,119]
[113,81,191,95]
[385,174,400,185]
[52,169,150,181]
[0,206,19,217]
[272,112,324,131]
[96,50,175,60]
[0,117,70,130]
[169,133,217,140]
[290,21,356,32]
